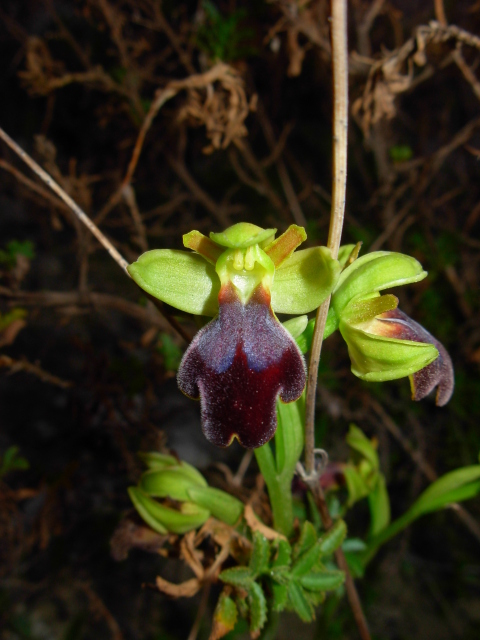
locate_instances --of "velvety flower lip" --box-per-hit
[177,282,306,449]
[376,308,454,406]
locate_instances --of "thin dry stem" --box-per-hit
[305,0,349,477]
[0,126,129,273]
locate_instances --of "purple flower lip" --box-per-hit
[378,308,454,406]
[177,282,306,448]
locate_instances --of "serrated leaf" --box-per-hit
[304,589,326,607]
[318,519,347,557]
[287,581,314,622]
[293,520,317,561]
[249,531,270,577]
[291,542,323,577]
[211,591,238,640]
[219,566,254,588]
[269,565,291,585]
[271,583,288,612]
[299,570,345,591]
[271,539,292,567]
[246,581,267,632]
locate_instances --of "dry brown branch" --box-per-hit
[0,126,129,272]
[0,355,72,388]
[353,21,480,136]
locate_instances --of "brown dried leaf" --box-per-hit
[243,504,287,541]
[155,575,201,598]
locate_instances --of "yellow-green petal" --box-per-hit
[128,249,220,316]
[271,247,341,315]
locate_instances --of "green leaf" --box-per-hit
[293,521,317,561]
[343,465,370,506]
[187,486,243,526]
[299,570,345,591]
[291,542,323,578]
[0,446,29,477]
[275,395,305,477]
[346,424,379,472]
[368,474,391,536]
[219,566,254,588]
[128,487,209,534]
[318,519,347,557]
[271,247,341,314]
[332,252,427,316]
[287,581,314,622]
[128,249,220,316]
[137,452,177,469]
[249,531,270,576]
[213,591,238,637]
[408,465,480,518]
[139,468,202,501]
[269,565,291,585]
[246,581,267,632]
[271,539,292,567]
[127,487,168,534]
[271,584,288,612]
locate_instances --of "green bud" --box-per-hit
[140,468,205,502]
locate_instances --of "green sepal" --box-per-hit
[271,247,341,314]
[293,521,317,561]
[128,487,210,534]
[187,486,244,526]
[128,249,220,316]
[219,566,254,588]
[249,532,270,576]
[318,519,347,557]
[140,468,204,501]
[246,581,268,633]
[343,466,370,506]
[340,320,439,381]
[287,581,314,622]
[299,570,345,591]
[332,252,427,317]
[210,223,276,249]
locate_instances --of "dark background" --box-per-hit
[1,1,479,638]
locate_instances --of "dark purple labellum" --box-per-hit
[378,308,454,406]
[177,282,306,448]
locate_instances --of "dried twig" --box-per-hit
[0,126,129,272]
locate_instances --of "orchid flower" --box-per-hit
[128,223,341,448]
[329,250,454,405]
